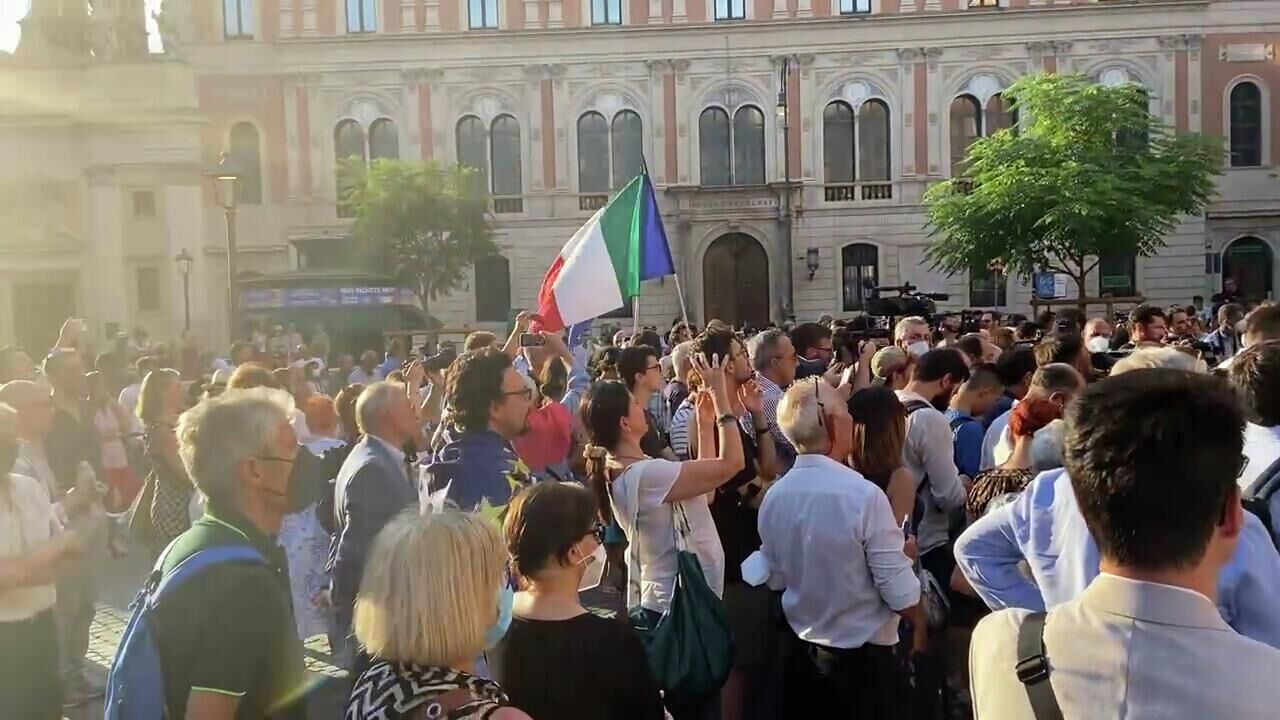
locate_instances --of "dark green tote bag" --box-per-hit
[619,484,735,706]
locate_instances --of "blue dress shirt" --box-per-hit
[944,409,983,479]
[955,468,1280,649]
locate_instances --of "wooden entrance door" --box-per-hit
[702,233,769,327]
[1223,237,1275,302]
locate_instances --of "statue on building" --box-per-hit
[152,3,185,60]
[14,0,93,63]
[87,0,150,60]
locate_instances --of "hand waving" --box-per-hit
[739,379,764,415]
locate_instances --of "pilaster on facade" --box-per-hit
[547,0,563,27]
[921,0,940,12]
[795,0,813,19]
[1186,34,1203,133]
[897,47,923,178]
[426,69,450,165]
[424,0,440,29]
[671,0,687,22]
[924,47,943,177]
[672,59,692,185]
[522,64,548,193]
[795,54,815,181]
[899,0,916,14]
[648,0,663,24]
[525,0,540,26]
[401,0,417,32]
[85,180,129,341]
[548,64,570,191]
[646,60,672,184]
[772,0,788,20]
[285,73,321,201]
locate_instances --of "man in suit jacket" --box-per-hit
[329,381,420,666]
[970,369,1280,719]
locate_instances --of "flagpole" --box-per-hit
[632,295,640,336]
[673,272,692,333]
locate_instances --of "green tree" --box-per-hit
[924,73,1221,301]
[340,158,500,312]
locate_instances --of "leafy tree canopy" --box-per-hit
[341,158,499,310]
[924,72,1221,297]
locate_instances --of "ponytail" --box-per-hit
[583,445,614,525]
[580,381,632,526]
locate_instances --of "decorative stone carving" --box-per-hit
[897,48,924,64]
[924,48,943,71]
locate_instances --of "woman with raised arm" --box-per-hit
[580,353,744,720]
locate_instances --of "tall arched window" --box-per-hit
[577,112,610,193]
[1230,81,1263,168]
[841,243,879,311]
[950,94,982,176]
[611,110,644,189]
[489,114,522,198]
[368,119,399,161]
[858,99,891,182]
[334,119,364,217]
[474,255,512,322]
[985,93,1017,135]
[229,122,263,205]
[699,107,732,186]
[823,101,855,184]
[456,115,488,193]
[733,106,765,185]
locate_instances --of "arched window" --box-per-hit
[223,0,254,37]
[699,107,732,187]
[969,267,1006,307]
[346,0,376,32]
[858,99,891,182]
[1230,81,1263,168]
[950,94,982,176]
[229,122,263,205]
[823,101,855,184]
[368,119,399,161]
[733,106,765,185]
[577,112,610,193]
[334,119,364,217]
[474,255,512,323]
[611,110,644,189]
[841,243,879,311]
[986,93,1017,135]
[456,115,488,193]
[489,114,522,197]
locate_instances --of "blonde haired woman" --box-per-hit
[133,368,193,557]
[347,511,531,720]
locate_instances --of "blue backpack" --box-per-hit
[105,544,267,720]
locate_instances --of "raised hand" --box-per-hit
[739,379,764,415]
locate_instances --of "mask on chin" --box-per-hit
[576,543,607,592]
[907,341,931,358]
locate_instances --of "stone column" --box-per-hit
[646,60,671,184]
[85,174,129,342]
[523,65,547,192]
[402,69,425,161]
[924,47,943,177]
[548,64,570,190]
[284,75,303,199]
[1185,34,1203,133]
[1052,40,1073,74]
[672,59,692,184]
[897,48,922,178]
[1158,36,1182,128]
[796,53,815,181]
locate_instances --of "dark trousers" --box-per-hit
[784,635,908,718]
[0,609,63,719]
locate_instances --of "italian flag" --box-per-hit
[535,173,675,332]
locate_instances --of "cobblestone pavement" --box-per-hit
[74,545,625,719]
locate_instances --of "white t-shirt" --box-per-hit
[0,473,59,622]
[610,459,724,613]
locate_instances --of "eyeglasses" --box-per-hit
[1237,454,1250,480]
[504,387,534,401]
[646,364,662,373]
[586,522,606,544]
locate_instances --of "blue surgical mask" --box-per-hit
[484,585,514,650]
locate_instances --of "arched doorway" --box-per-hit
[1223,236,1275,302]
[703,233,769,327]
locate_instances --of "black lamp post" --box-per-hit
[213,152,243,341]
[175,248,194,331]
[777,56,795,321]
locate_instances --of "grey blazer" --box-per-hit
[329,435,416,634]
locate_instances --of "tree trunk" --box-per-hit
[1073,270,1088,313]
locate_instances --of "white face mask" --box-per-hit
[576,542,607,592]
[907,340,931,358]
[1086,336,1111,354]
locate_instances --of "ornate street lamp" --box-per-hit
[213,152,243,341]
[175,248,194,332]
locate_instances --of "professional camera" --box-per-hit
[422,344,458,372]
[863,281,950,320]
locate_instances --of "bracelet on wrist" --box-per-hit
[716,413,737,427]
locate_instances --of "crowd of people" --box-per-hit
[3,286,1280,719]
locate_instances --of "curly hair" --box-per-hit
[445,348,512,434]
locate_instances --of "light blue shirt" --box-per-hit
[955,467,1280,649]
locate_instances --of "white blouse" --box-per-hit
[0,473,60,621]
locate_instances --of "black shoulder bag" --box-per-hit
[1015,612,1064,720]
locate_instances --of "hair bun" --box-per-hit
[583,444,608,460]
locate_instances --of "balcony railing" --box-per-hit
[492,195,524,214]
[579,194,609,212]
[823,182,894,202]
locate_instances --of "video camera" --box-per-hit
[864,281,950,321]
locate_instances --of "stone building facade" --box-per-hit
[0,0,1276,351]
